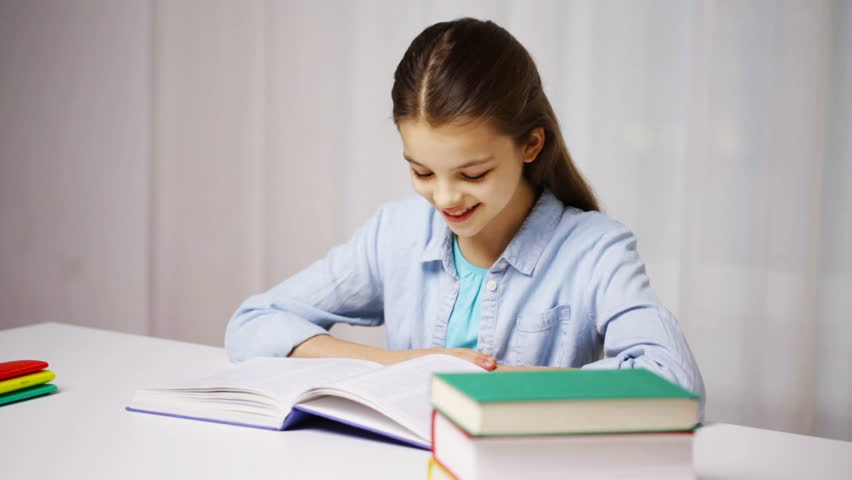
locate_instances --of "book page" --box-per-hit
[293,396,428,449]
[150,357,382,409]
[295,354,484,440]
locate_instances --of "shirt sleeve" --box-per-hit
[224,207,386,362]
[580,224,706,417]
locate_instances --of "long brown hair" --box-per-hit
[391,18,600,212]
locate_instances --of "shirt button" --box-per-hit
[486,280,497,292]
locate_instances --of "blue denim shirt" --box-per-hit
[225,190,706,411]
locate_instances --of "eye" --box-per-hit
[412,169,433,179]
[462,170,490,181]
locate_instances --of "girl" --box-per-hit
[225,18,705,402]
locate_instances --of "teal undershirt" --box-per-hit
[444,235,488,350]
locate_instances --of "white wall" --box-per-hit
[152,0,267,345]
[0,0,150,335]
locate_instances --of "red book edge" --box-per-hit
[0,360,49,381]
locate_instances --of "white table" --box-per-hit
[1,323,851,479]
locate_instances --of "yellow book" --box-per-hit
[427,457,457,480]
[0,370,56,394]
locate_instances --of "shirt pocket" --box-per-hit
[505,305,571,367]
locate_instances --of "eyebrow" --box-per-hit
[403,154,494,170]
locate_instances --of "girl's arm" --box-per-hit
[224,201,498,370]
[583,225,706,401]
[493,365,577,372]
[291,334,498,370]
[224,207,388,362]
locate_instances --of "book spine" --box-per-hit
[430,410,437,454]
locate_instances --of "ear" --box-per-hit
[522,127,545,164]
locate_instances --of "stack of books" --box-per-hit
[0,360,58,406]
[427,368,701,480]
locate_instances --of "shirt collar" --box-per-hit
[500,189,563,276]
[419,189,564,276]
[420,216,452,263]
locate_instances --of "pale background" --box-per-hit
[1,0,850,441]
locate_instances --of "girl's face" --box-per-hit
[398,119,541,241]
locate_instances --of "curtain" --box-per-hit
[147,0,852,441]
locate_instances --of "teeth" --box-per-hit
[447,208,469,216]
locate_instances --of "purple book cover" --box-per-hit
[124,405,429,450]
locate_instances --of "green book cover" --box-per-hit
[433,368,699,404]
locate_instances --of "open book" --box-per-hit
[126,354,483,449]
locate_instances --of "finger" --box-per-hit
[447,349,496,370]
[477,355,497,370]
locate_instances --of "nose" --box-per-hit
[432,179,463,211]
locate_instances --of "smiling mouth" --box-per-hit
[442,203,480,223]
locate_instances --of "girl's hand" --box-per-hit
[387,348,497,370]
[291,335,497,369]
[493,364,579,372]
